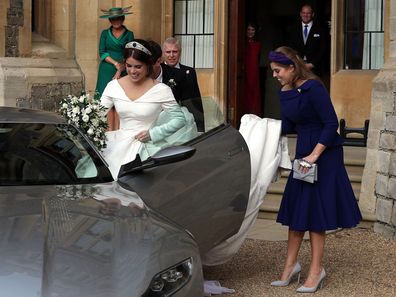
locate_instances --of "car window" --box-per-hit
[0,123,113,185]
[139,97,225,161]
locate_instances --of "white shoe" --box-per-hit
[296,268,326,293]
[271,262,301,287]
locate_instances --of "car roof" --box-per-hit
[0,106,66,124]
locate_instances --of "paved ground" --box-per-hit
[203,220,396,296]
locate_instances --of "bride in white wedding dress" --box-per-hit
[100,39,187,179]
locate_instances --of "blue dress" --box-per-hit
[277,79,362,232]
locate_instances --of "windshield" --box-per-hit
[0,123,113,185]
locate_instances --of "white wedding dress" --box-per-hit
[100,80,187,179]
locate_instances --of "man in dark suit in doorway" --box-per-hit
[162,37,205,132]
[285,3,327,76]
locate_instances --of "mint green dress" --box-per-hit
[95,26,134,98]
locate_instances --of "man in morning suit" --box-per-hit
[285,4,327,76]
[162,37,205,132]
[148,40,186,102]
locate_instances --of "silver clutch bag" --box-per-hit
[292,159,318,183]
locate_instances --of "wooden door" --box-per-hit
[227,0,245,128]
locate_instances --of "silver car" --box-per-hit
[0,106,250,297]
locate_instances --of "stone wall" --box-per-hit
[0,58,83,108]
[16,82,83,112]
[367,59,396,239]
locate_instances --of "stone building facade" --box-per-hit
[0,0,396,238]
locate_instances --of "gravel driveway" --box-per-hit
[203,228,396,296]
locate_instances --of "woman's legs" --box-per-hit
[279,229,304,280]
[303,231,325,287]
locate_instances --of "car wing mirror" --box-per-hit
[118,145,196,178]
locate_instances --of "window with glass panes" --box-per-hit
[173,0,214,69]
[344,0,384,70]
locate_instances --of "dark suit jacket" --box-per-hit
[285,21,327,76]
[161,63,205,132]
[161,63,185,103]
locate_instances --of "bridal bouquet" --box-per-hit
[58,93,108,150]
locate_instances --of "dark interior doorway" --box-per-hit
[244,0,331,120]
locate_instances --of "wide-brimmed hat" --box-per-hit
[100,6,133,19]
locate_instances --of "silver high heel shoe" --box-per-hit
[271,262,301,287]
[296,268,326,293]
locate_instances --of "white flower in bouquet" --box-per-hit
[82,114,90,123]
[85,107,92,114]
[72,106,80,115]
[87,127,94,135]
[58,92,108,150]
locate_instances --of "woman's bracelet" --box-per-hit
[114,62,119,67]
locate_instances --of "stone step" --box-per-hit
[32,32,67,59]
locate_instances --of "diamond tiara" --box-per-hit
[125,41,152,56]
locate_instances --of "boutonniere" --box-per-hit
[185,70,190,75]
[313,34,320,37]
[167,78,177,88]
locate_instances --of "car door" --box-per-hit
[118,123,251,255]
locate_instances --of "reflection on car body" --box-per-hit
[0,106,250,296]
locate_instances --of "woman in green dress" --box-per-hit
[95,6,134,98]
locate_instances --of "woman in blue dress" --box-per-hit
[268,46,362,293]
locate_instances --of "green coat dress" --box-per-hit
[95,26,134,98]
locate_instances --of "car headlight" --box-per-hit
[143,258,193,296]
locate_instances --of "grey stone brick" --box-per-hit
[376,198,394,223]
[10,0,23,9]
[373,222,396,239]
[375,174,389,197]
[61,84,71,96]
[385,115,396,132]
[41,98,57,112]
[379,132,396,150]
[31,85,49,100]
[6,35,17,46]
[71,83,84,96]
[389,178,396,200]
[392,205,396,226]
[15,98,32,109]
[5,26,17,38]
[5,47,18,57]
[49,86,61,97]
[378,151,391,174]
[390,153,396,176]
[30,98,43,110]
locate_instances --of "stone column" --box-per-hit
[372,82,396,239]
[361,0,396,239]
[5,0,24,57]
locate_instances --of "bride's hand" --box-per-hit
[135,130,151,142]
